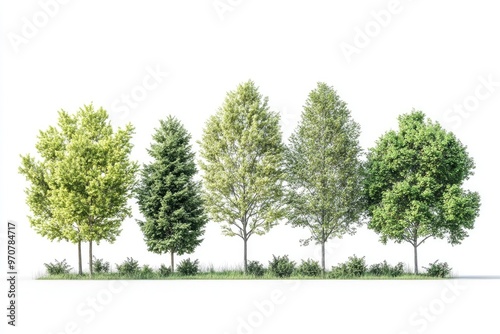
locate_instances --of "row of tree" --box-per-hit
[19,81,481,275]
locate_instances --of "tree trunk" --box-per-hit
[89,240,93,277]
[414,244,418,275]
[321,241,326,275]
[243,238,248,273]
[170,250,175,272]
[77,240,83,275]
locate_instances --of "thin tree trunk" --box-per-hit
[89,240,93,277]
[78,240,83,275]
[414,244,418,275]
[88,217,94,277]
[170,250,175,272]
[243,238,248,273]
[321,241,326,275]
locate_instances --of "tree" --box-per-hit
[19,153,83,273]
[364,110,480,274]
[285,82,364,273]
[135,116,207,271]
[199,80,285,272]
[19,104,138,275]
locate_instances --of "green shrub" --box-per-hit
[297,259,322,277]
[116,257,140,275]
[158,264,172,277]
[423,260,452,278]
[330,255,367,278]
[247,260,265,277]
[177,258,199,276]
[268,255,296,278]
[329,263,352,278]
[139,264,155,278]
[92,256,110,274]
[368,260,405,277]
[44,259,72,275]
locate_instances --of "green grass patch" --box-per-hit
[37,270,446,280]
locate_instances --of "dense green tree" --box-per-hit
[19,104,138,275]
[285,82,364,273]
[135,116,207,271]
[199,80,285,272]
[364,110,480,274]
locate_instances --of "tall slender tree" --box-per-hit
[135,116,207,271]
[285,82,364,273]
[19,104,138,275]
[199,80,285,272]
[364,110,481,274]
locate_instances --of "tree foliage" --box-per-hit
[19,104,138,275]
[285,82,364,272]
[364,110,480,274]
[135,116,207,271]
[199,80,285,272]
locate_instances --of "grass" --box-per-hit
[37,269,447,280]
[39,258,452,280]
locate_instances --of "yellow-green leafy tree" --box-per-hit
[19,104,138,275]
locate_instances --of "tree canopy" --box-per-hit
[285,82,364,272]
[19,104,138,275]
[135,116,207,271]
[198,80,285,272]
[364,110,480,274]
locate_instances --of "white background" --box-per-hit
[1,0,499,333]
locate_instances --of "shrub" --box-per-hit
[177,258,199,276]
[268,255,296,278]
[158,264,172,277]
[368,261,386,276]
[423,260,452,278]
[247,260,265,277]
[116,257,140,275]
[330,255,367,278]
[297,259,322,277]
[368,260,405,277]
[139,264,155,278]
[92,256,110,274]
[44,259,72,275]
[329,265,349,278]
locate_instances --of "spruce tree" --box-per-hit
[136,116,207,271]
